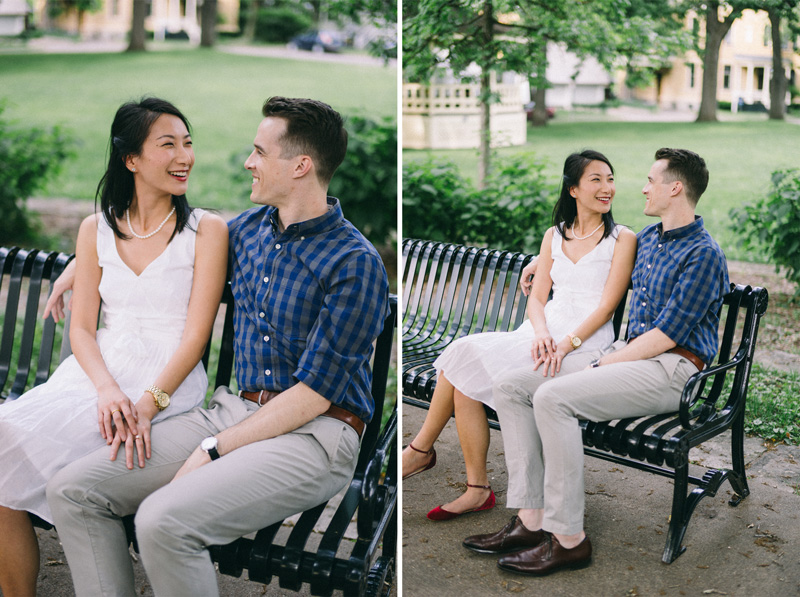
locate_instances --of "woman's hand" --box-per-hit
[97,384,139,443]
[109,416,152,469]
[532,335,572,377]
[44,260,77,323]
[519,256,539,296]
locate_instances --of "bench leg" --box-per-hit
[728,410,750,506]
[662,460,690,564]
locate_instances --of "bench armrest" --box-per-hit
[357,410,397,539]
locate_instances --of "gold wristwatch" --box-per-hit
[146,385,170,410]
[568,333,582,349]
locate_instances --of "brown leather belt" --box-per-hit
[238,390,365,437]
[668,346,705,371]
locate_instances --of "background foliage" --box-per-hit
[403,154,554,253]
[0,105,72,244]
[732,169,800,295]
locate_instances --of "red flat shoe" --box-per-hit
[403,443,437,480]
[427,484,496,521]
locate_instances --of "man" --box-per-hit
[46,97,389,596]
[464,148,728,575]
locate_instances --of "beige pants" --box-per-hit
[46,387,360,597]
[493,340,697,536]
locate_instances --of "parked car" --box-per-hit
[287,30,344,53]
[524,101,556,121]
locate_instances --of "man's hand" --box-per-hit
[172,446,212,481]
[519,256,539,296]
[44,260,77,323]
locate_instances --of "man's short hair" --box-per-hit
[262,96,348,187]
[654,148,709,206]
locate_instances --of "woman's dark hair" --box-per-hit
[552,149,616,243]
[97,97,193,240]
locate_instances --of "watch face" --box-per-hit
[572,336,581,348]
[157,393,169,407]
[201,437,217,451]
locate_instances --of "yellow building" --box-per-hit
[621,9,800,112]
[33,0,239,42]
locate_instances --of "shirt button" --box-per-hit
[642,302,647,307]
[263,335,269,342]
[275,243,282,249]
[265,369,271,376]
[647,264,652,269]
[658,244,662,248]
[640,323,645,327]
[263,276,269,283]
[259,312,265,318]
[642,287,646,292]
[300,236,305,240]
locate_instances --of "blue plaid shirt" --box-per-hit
[228,197,389,423]
[628,217,729,367]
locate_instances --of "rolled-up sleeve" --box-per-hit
[294,250,389,420]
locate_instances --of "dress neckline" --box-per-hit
[556,225,614,266]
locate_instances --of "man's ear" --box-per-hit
[671,180,683,197]
[293,155,313,179]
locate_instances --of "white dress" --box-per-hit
[0,210,209,522]
[434,224,624,409]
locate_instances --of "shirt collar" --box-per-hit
[267,197,344,238]
[656,215,703,242]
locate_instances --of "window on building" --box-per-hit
[754,67,765,91]
[723,65,731,89]
[687,63,695,88]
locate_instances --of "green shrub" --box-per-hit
[403,154,555,253]
[717,100,732,111]
[329,116,396,245]
[731,169,800,295]
[0,104,72,245]
[253,7,312,43]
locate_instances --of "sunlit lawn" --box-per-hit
[0,49,397,211]
[404,115,800,261]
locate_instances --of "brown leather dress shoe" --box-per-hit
[497,533,592,576]
[462,515,548,554]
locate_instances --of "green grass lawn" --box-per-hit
[0,50,396,211]
[404,117,800,261]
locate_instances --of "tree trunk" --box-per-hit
[477,0,493,190]
[127,0,147,52]
[696,2,737,122]
[768,9,786,120]
[243,0,258,41]
[531,85,548,127]
[200,0,217,47]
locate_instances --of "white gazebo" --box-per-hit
[402,77,527,150]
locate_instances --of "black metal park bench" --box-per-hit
[401,238,769,564]
[0,245,398,597]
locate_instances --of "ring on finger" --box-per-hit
[134,435,141,440]
[110,409,121,415]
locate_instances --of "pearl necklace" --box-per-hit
[126,207,176,240]
[570,222,603,240]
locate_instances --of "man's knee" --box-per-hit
[46,462,86,513]
[493,370,536,409]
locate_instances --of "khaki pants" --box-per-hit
[46,387,361,597]
[494,341,697,536]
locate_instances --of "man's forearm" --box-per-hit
[214,383,331,456]
[599,328,676,366]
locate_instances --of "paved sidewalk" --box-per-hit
[401,406,800,596]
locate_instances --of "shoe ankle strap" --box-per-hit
[466,483,491,490]
[408,442,433,455]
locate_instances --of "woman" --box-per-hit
[0,98,229,596]
[402,150,637,521]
